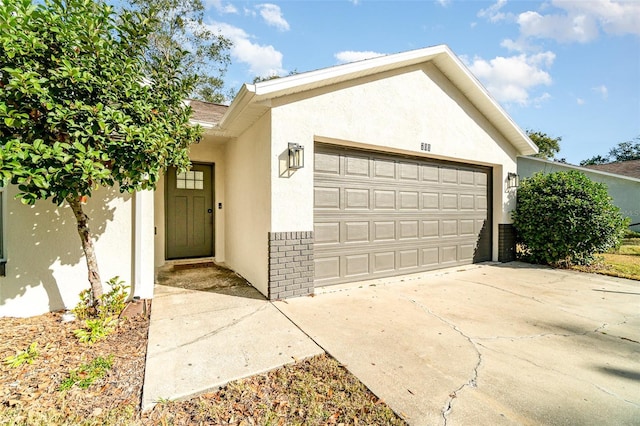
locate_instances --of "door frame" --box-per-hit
[164,162,215,260]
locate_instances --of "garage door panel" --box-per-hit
[315,256,340,280]
[442,193,458,209]
[422,220,439,238]
[374,159,396,179]
[345,254,369,277]
[373,252,395,272]
[423,193,439,209]
[441,246,458,263]
[422,248,439,266]
[374,190,396,209]
[399,191,419,209]
[314,145,492,286]
[399,249,419,269]
[345,155,370,177]
[315,187,340,209]
[399,162,419,181]
[314,222,340,245]
[345,221,369,243]
[374,221,396,241]
[315,152,340,175]
[399,220,419,239]
[345,188,369,209]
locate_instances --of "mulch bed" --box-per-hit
[1,306,406,425]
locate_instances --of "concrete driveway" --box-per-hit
[275,263,640,425]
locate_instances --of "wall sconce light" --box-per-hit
[288,143,304,169]
[507,172,520,189]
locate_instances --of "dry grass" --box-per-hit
[572,243,640,281]
[1,309,405,425]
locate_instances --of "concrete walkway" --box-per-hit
[277,263,640,425]
[141,280,323,410]
[142,262,640,425]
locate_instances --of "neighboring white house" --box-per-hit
[1,45,538,317]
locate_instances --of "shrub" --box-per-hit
[73,277,129,320]
[512,171,628,266]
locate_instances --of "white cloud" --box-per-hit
[256,4,290,31]
[592,84,608,99]
[436,0,452,7]
[335,50,385,63]
[205,0,237,14]
[577,98,585,105]
[207,22,285,77]
[477,0,510,23]
[464,52,555,106]
[516,0,640,43]
[517,10,599,43]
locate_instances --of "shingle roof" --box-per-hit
[186,99,228,125]
[583,159,640,179]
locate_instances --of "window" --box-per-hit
[176,170,204,190]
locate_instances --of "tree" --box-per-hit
[512,171,628,266]
[579,137,640,166]
[608,138,640,162]
[127,0,232,103]
[526,130,561,160]
[0,0,200,304]
[579,155,609,166]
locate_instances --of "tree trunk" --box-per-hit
[67,196,103,305]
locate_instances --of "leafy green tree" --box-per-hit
[0,0,200,303]
[580,137,640,166]
[579,155,610,166]
[526,130,561,160]
[127,0,232,103]
[608,138,640,162]
[512,171,628,266]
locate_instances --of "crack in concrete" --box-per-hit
[456,279,548,305]
[594,384,640,408]
[154,305,269,355]
[399,295,482,426]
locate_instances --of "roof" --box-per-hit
[186,99,228,128]
[195,44,538,155]
[519,156,640,183]
[583,160,640,180]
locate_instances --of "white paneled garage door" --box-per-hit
[314,144,492,286]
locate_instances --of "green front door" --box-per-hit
[166,164,214,259]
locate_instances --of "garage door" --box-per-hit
[314,144,492,286]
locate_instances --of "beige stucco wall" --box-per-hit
[0,185,136,317]
[153,136,227,270]
[268,63,519,261]
[223,113,271,295]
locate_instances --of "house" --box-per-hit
[518,156,640,231]
[0,45,538,317]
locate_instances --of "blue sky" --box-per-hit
[201,0,639,165]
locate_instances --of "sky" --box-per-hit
[199,0,639,165]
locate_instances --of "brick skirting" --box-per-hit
[498,224,517,262]
[268,231,314,300]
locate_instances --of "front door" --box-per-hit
[166,164,214,259]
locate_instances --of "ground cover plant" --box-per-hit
[512,171,627,266]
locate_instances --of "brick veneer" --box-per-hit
[498,224,517,262]
[268,231,314,300]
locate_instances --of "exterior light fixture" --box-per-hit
[288,143,304,169]
[507,172,520,189]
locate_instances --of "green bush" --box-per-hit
[512,171,628,266]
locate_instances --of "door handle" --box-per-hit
[207,208,213,213]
